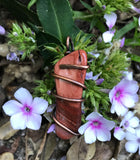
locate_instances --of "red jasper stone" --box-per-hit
[54,50,87,140]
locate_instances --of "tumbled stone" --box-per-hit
[54,50,87,139]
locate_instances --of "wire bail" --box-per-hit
[65,36,74,55]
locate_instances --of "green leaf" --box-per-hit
[27,0,37,10]
[0,0,40,25]
[36,31,61,66]
[114,21,137,39]
[80,0,93,11]
[128,53,140,63]
[36,0,79,43]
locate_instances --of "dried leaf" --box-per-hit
[67,136,96,160]
[92,139,116,160]
[0,121,18,140]
[0,44,9,57]
[0,152,14,160]
[40,133,57,160]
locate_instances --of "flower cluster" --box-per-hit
[78,71,140,155]
[109,73,140,154]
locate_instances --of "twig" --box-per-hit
[25,129,28,160]
[35,124,50,160]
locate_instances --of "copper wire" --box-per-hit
[53,94,85,102]
[53,116,80,136]
[59,64,89,69]
[52,73,87,89]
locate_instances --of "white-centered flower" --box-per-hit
[2,87,48,130]
[109,79,139,116]
[114,111,139,141]
[78,112,115,144]
[120,111,139,133]
[125,128,140,155]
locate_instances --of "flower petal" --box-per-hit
[31,97,48,114]
[125,132,137,141]
[86,112,102,121]
[14,87,33,106]
[125,141,138,153]
[47,124,55,133]
[111,100,128,116]
[84,126,96,144]
[85,71,93,80]
[0,25,5,35]
[129,117,139,128]
[114,127,125,140]
[78,122,90,135]
[121,93,138,108]
[96,128,111,141]
[136,128,140,138]
[10,112,26,130]
[119,79,139,94]
[26,113,42,130]
[126,127,135,134]
[109,86,116,103]
[102,30,115,43]
[2,100,22,116]
[102,118,115,130]
[104,12,117,29]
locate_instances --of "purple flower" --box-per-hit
[120,37,125,48]
[13,32,18,36]
[134,0,140,3]
[0,25,6,35]
[109,79,139,116]
[102,5,106,10]
[85,72,101,81]
[85,71,93,80]
[96,78,104,85]
[104,12,117,30]
[47,124,55,133]
[2,88,48,130]
[125,128,140,155]
[78,112,115,144]
[102,30,115,43]
[6,52,19,61]
[120,111,139,133]
[130,4,140,13]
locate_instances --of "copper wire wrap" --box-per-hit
[52,64,88,136]
[52,37,88,138]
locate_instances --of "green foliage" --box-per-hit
[36,0,79,43]
[83,41,130,119]
[8,23,37,60]
[33,74,55,105]
[97,0,132,13]
[114,19,137,40]
[74,31,97,52]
